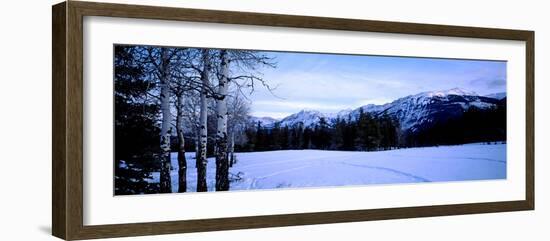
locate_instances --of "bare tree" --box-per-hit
[137,47,275,193]
[157,48,174,193]
[171,48,218,192]
[174,86,187,192]
[196,49,211,192]
[138,46,190,193]
[212,50,276,191]
[174,50,219,192]
[169,49,201,193]
[227,93,251,167]
[214,50,231,190]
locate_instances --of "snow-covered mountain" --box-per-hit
[250,88,505,133]
[277,110,328,127]
[350,88,503,132]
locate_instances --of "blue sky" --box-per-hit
[246,51,506,119]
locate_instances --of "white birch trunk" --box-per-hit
[195,134,200,168]
[215,50,230,191]
[196,49,210,192]
[229,130,236,167]
[176,91,187,192]
[159,48,172,193]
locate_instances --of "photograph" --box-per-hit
[114,44,507,195]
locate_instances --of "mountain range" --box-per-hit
[250,88,506,133]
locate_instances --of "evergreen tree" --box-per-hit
[255,122,266,151]
[316,117,332,149]
[114,45,160,195]
[279,126,290,149]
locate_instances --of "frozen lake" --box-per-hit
[151,143,506,192]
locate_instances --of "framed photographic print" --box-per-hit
[52,1,534,240]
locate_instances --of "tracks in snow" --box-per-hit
[340,162,431,182]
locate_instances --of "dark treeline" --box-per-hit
[238,110,400,152]
[235,104,506,153]
[404,102,506,147]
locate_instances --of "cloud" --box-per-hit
[251,111,291,119]
[246,53,507,119]
[486,78,506,88]
[254,100,351,111]
[255,70,414,103]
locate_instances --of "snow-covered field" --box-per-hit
[151,143,506,192]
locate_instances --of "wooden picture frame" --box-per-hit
[52,1,534,240]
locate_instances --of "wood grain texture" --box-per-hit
[66,1,85,240]
[72,1,533,40]
[52,2,67,239]
[51,1,535,240]
[525,32,535,209]
[74,201,530,240]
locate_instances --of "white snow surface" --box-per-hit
[150,143,506,192]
